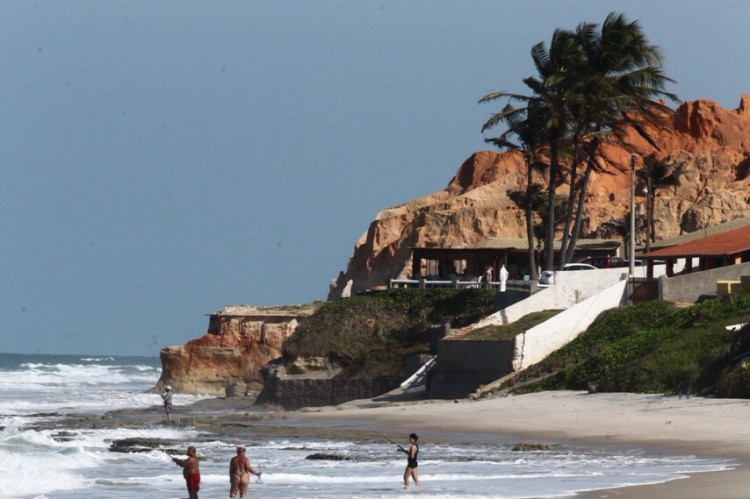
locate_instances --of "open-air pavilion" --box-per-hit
[399,238,621,287]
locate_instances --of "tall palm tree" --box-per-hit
[599,212,646,259]
[479,100,547,281]
[525,30,580,271]
[482,30,578,271]
[637,153,686,251]
[482,12,677,272]
[559,12,678,266]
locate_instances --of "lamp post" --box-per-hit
[629,154,638,276]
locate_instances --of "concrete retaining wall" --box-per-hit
[258,374,402,410]
[513,279,628,370]
[437,340,514,372]
[660,262,750,302]
[427,339,515,398]
[466,268,627,331]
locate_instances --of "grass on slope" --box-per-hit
[283,288,497,376]
[453,310,562,341]
[515,294,750,397]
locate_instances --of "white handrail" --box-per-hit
[400,356,437,389]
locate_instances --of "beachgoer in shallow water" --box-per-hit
[230,446,262,498]
[161,385,173,422]
[398,433,420,489]
[173,445,200,499]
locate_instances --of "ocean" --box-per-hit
[0,352,737,498]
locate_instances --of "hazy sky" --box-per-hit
[3,1,749,356]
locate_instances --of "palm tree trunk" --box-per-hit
[558,133,582,268]
[544,138,559,271]
[564,137,601,263]
[525,160,538,281]
[566,156,595,264]
[646,176,654,252]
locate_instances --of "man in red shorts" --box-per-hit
[173,445,201,499]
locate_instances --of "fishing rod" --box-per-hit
[368,426,406,452]
[129,427,174,457]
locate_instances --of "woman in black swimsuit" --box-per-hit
[399,433,420,489]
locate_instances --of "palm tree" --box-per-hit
[526,31,580,271]
[559,13,678,266]
[482,12,677,272]
[482,28,578,272]
[637,153,686,251]
[599,211,646,260]
[479,100,547,281]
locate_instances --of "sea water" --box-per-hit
[0,353,737,498]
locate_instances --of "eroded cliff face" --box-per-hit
[161,96,750,400]
[157,304,319,395]
[329,96,750,299]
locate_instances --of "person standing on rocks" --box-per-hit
[173,445,201,499]
[229,446,262,498]
[161,385,173,422]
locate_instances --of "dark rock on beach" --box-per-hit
[108,437,182,453]
[51,431,78,442]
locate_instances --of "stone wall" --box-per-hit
[257,368,402,410]
[660,262,750,302]
[427,339,515,398]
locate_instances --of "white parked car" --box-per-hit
[538,262,597,286]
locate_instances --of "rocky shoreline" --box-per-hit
[26,389,750,498]
[31,395,429,453]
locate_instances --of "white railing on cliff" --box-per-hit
[390,277,503,290]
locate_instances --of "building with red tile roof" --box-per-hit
[642,222,750,277]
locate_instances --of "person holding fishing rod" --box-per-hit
[398,433,420,489]
[161,384,173,422]
[229,446,262,498]
[173,445,201,499]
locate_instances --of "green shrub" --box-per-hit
[283,288,496,374]
[524,294,750,396]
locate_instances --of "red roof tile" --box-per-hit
[643,225,750,258]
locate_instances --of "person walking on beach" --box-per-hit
[161,384,173,422]
[229,446,262,498]
[173,445,201,499]
[398,433,420,489]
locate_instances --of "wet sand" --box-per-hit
[270,391,750,498]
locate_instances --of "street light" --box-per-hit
[630,154,638,276]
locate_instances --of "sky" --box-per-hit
[3,1,749,356]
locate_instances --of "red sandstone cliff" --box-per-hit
[157,304,319,395]
[161,96,750,397]
[329,96,750,299]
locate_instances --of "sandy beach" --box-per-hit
[53,388,750,497]
[261,391,750,498]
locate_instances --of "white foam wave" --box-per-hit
[6,362,160,388]
[0,433,100,497]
